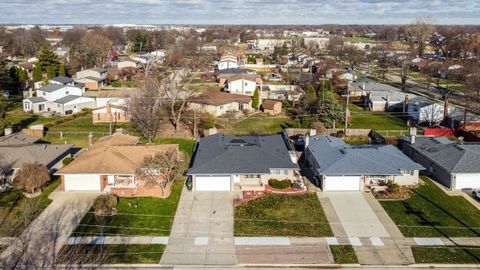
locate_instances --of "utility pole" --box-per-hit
[344,90,350,135]
[193,110,197,138]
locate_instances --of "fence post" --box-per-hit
[60,131,63,139]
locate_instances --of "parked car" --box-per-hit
[472,188,480,199]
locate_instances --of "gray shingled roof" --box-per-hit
[188,134,297,175]
[37,84,65,93]
[50,76,73,84]
[307,135,424,176]
[26,96,47,103]
[0,144,73,169]
[0,132,40,146]
[406,136,480,173]
[54,95,82,104]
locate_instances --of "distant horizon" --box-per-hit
[1,0,479,25]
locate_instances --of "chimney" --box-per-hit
[4,128,12,136]
[88,133,94,147]
[409,127,417,144]
[404,94,409,113]
[305,135,310,149]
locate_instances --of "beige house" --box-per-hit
[92,103,129,123]
[189,91,252,117]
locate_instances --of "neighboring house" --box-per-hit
[347,80,402,97]
[23,83,94,114]
[366,91,411,112]
[402,135,480,190]
[224,74,261,96]
[189,91,252,117]
[218,55,239,70]
[75,68,108,90]
[92,102,129,123]
[262,85,304,101]
[305,135,424,191]
[187,133,299,192]
[261,100,282,115]
[95,90,132,107]
[408,96,447,124]
[0,132,72,179]
[217,68,257,86]
[49,76,85,89]
[117,60,138,70]
[55,133,179,197]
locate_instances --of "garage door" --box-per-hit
[64,174,101,191]
[323,176,361,191]
[195,175,231,191]
[455,174,480,190]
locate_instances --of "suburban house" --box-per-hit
[23,83,95,114]
[262,85,304,101]
[347,80,402,97]
[402,135,480,190]
[49,76,85,90]
[189,91,252,117]
[94,89,131,108]
[55,133,179,197]
[407,96,447,125]
[224,74,261,96]
[92,102,129,123]
[0,131,73,178]
[75,68,108,90]
[261,100,282,115]
[218,54,239,70]
[305,135,424,191]
[187,133,299,192]
[117,60,139,70]
[217,68,257,86]
[365,91,411,112]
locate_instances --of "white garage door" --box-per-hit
[64,174,101,191]
[195,175,231,191]
[324,176,361,191]
[455,174,480,190]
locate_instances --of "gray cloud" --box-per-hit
[0,0,479,24]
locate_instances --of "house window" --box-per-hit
[240,174,260,179]
[245,82,248,86]
[24,103,31,110]
[42,92,46,96]
[400,169,413,175]
[66,91,69,95]
[143,168,161,175]
[219,106,224,109]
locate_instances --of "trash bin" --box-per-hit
[186,176,193,191]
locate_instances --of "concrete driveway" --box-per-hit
[326,192,389,238]
[161,187,236,265]
[0,190,98,268]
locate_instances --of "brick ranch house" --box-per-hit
[55,133,179,197]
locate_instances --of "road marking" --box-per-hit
[349,237,362,246]
[370,237,384,246]
[235,237,290,246]
[414,237,444,246]
[326,237,339,245]
[194,237,209,245]
[151,237,169,244]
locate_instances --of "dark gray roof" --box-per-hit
[50,76,73,85]
[188,134,297,175]
[218,68,255,75]
[409,96,438,108]
[405,136,480,173]
[26,96,47,103]
[307,135,424,176]
[54,95,82,105]
[37,84,65,93]
[0,143,73,169]
[349,80,401,93]
[0,132,40,146]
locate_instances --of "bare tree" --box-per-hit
[77,32,113,67]
[159,69,195,133]
[12,163,49,194]
[406,17,434,56]
[129,76,166,143]
[137,150,182,196]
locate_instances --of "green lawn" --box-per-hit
[412,246,480,264]
[234,194,333,237]
[5,106,62,132]
[348,104,408,131]
[225,114,296,135]
[57,244,164,264]
[330,245,359,264]
[381,176,480,237]
[0,179,60,237]
[343,37,376,43]
[72,180,183,236]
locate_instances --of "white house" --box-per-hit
[218,54,239,70]
[225,74,259,96]
[189,91,252,117]
[50,96,96,115]
[407,96,447,124]
[117,60,138,70]
[75,68,108,90]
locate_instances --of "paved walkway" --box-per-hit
[160,188,236,265]
[0,191,98,268]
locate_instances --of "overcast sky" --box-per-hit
[1,0,479,25]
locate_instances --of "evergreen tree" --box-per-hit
[58,65,66,77]
[32,65,43,82]
[252,88,260,109]
[0,95,9,134]
[132,32,148,53]
[316,80,343,128]
[303,84,317,108]
[46,65,56,79]
[37,46,60,73]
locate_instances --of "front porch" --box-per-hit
[104,174,137,196]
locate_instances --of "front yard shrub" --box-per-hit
[12,162,50,194]
[93,194,118,216]
[268,179,291,189]
[62,157,73,165]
